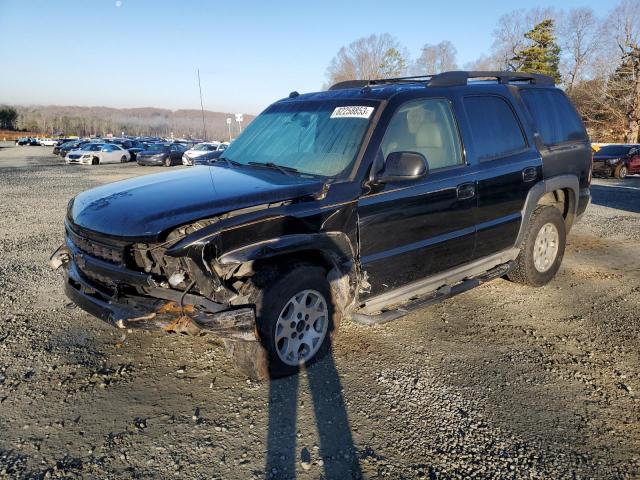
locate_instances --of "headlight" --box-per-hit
[607,158,621,164]
[82,154,92,158]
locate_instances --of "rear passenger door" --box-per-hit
[358,97,476,298]
[463,94,542,258]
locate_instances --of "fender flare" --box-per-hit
[515,174,579,246]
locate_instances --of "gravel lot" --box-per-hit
[0,145,638,479]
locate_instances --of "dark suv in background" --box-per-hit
[51,71,591,379]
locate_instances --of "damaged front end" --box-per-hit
[50,219,258,342]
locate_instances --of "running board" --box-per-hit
[350,261,515,326]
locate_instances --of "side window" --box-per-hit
[380,98,463,171]
[520,89,587,146]
[464,96,527,161]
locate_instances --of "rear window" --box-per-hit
[464,95,527,161]
[519,89,587,146]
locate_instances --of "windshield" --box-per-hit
[84,144,103,151]
[193,143,218,151]
[221,100,377,177]
[146,143,168,152]
[597,145,633,156]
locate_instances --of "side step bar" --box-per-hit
[350,261,514,326]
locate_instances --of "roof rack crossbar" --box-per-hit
[328,75,435,90]
[328,70,554,91]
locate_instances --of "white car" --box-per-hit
[65,143,131,165]
[40,138,58,146]
[182,142,227,165]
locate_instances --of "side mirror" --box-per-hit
[377,151,428,183]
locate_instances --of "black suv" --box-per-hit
[51,71,591,379]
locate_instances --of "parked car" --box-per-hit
[39,138,58,146]
[592,144,640,179]
[15,137,30,146]
[183,149,224,166]
[136,143,187,166]
[182,142,228,165]
[58,140,92,158]
[65,143,130,165]
[29,138,41,146]
[51,70,591,379]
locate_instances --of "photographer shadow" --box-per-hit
[264,341,362,479]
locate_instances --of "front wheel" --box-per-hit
[120,155,127,163]
[164,157,172,167]
[507,206,566,287]
[614,164,628,179]
[91,157,99,165]
[232,264,335,379]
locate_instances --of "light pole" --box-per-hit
[235,113,243,135]
[226,117,232,142]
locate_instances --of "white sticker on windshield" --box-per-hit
[330,106,374,119]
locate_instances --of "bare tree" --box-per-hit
[492,8,555,70]
[463,53,502,71]
[325,33,409,84]
[413,40,458,74]
[557,8,603,92]
[606,0,640,142]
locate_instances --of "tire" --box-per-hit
[120,155,127,163]
[507,206,566,287]
[164,157,172,167]
[614,164,628,179]
[91,157,99,165]
[234,264,335,379]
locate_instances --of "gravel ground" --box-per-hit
[0,145,638,479]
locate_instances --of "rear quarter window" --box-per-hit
[519,89,587,146]
[463,95,527,161]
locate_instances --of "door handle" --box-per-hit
[522,166,538,183]
[456,182,476,200]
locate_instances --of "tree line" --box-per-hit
[325,0,640,143]
[1,104,252,141]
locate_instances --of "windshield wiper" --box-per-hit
[247,161,299,177]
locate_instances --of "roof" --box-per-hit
[284,71,556,103]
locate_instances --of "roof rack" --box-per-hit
[427,71,554,87]
[327,70,554,91]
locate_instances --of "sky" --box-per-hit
[0,0,613,115]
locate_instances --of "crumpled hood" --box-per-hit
[69,166,325,240]
[593,154,624,161]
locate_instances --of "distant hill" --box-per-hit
[12,105,255,141]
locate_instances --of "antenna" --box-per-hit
[197,69,207,141]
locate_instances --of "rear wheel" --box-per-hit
[507,206,566,287]
[230,264,335,379]
[120,155,127,163]
[614,164,628,179]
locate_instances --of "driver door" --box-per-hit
[357,97,477,299]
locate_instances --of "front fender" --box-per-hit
[217,232,356,269]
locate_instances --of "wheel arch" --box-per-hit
[217,233,358,314]
[516,174,579,246]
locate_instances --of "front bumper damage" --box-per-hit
[50,244,257,340]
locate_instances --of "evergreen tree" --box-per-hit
[511,19,562,82]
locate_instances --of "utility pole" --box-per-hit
[197,69,207,141]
